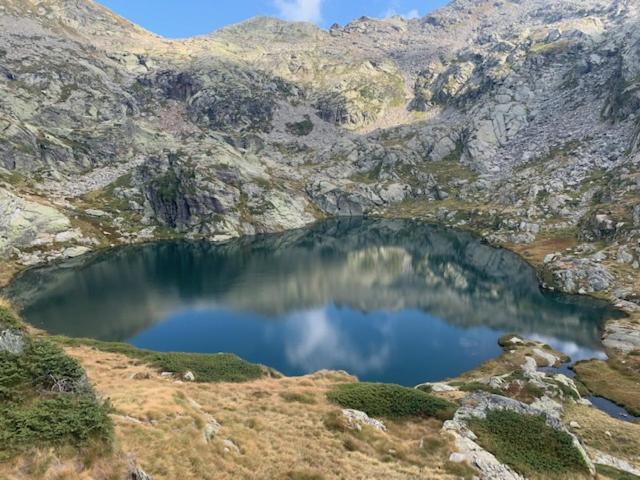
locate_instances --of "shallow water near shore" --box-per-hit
[6,219,621,386]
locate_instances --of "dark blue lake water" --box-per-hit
[6,219,619,385]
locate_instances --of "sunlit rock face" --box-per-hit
[1,0,640,263]
[5,219,618,384]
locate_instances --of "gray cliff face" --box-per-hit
[1,0,640,298]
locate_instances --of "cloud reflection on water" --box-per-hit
[283,307,392,375]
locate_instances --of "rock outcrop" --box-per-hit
[1,1,640,312]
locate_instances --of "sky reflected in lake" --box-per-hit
[6,219,620,385]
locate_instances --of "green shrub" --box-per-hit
[327,383,456,420]
[285,115,314,136]
[0,330,112,461]
[27,340,86,391]
[0,395,112,460]
[0,307,23,330]
[0,339,87,399]
[54,337,264,383]
[149,352,263,383]
[469,410,589,478]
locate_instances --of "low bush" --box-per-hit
[0,395,112,460]
[55,337,264,383]
[150,351,263,383]
[469,409,589,478]
[0,307,112,461]
[0,306,22,330]
[327,383,456,420]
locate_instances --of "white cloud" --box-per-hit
[273,0,323,23]
[382,8,421,20]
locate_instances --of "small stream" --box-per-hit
[540,365,638,423]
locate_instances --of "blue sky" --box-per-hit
[97,0,449,38]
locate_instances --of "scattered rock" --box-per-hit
[129,465,152,480]
[62,246,90,259]
[589,449,640,477]
[204,416,221,442]
[223,439,241,454]
[0,330,24,355]
[342,409,387,432]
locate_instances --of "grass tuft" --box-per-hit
[327,383,456,420]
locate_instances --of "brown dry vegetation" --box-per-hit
[573,360,640,417]
[0,262,20,289]
[0,345,470,480]
[563,404,640,466]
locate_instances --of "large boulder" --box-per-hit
[0,188,71,254]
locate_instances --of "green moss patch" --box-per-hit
[285,115,314,136]
[327,383,456,420]
[469,410,589,479]
[54,337,265,383]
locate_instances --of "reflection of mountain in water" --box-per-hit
[5,219,619,347]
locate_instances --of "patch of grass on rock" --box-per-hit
[469,410,589,479]
[327,383,456,420]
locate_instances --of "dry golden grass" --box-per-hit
[506,232,578,270]
[0,262,20,289]
[0,447,128,480]
[0,296,13,310]
[574,360,640,417]
[26,346,467,480]
[563,404,640,466]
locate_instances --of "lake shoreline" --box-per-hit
[2,216,638,412]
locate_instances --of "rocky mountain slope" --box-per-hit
[1,0,639,279]
[3,2,640,479]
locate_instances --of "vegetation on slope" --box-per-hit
[54,337,266,383]
[0,305,112,461]
[468,410,589,479]
[573,359,640,417]
[327,382,456,420]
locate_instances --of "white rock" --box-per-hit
[342,409,387,432]
[449,452,467,463]
[62,246,90,258]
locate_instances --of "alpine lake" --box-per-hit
[6,219,621,386]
